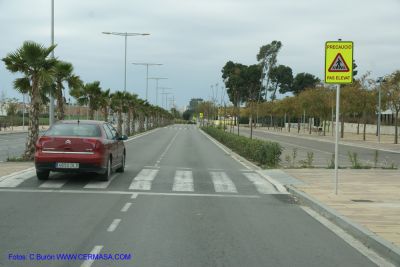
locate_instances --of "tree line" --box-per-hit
[2,41,173,160]
[219,40,400,144]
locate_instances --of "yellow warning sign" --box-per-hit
[325,41,353,84]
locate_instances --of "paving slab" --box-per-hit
[283,168,400,248]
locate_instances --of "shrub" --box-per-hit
[202,126,282,167]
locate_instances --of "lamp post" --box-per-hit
[159,87,172,109]
[132,63,162,101]
[377,77,385,143]
[102,32,150,92]
[148,78,168,106]
[161,92,172,110]
[49,0,55,126]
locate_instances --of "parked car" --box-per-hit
[34,120,127,181]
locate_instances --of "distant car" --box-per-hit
[34,120,127,181]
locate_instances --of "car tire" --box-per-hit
[36,170,50,180]
[116,153,125,173]
[99,157,111,181]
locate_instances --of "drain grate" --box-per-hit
[351,199,373,203]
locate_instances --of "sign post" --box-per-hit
[325,40,353,195]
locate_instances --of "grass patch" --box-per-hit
[202,126,282,168]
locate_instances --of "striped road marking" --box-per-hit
[243,172,278,194]
[80,245,103,267]
[172,170,194,192]
[39,179,68,189]
[129,169,159,190]
[84,174,118,189]
[0,170,35,188]
[210,171,238,193]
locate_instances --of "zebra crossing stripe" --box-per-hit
[242,173,278,194]
[84,174,118,189]
[39,179,68,189]
[129,169,159,190]
[0,170,35,188]
[172,170,194,192]
[210,171,237,193]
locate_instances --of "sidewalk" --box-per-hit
[0,162,34,177]
[282,169,400,248]
[248,126,400,152]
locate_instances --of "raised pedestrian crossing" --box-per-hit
[0,168,285,195]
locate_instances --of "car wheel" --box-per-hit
[116,153,125,173]
[99,157,111,181]
[36,170,50,180]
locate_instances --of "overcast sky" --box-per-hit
[1,0,399,109]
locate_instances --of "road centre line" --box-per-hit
[121,202,132,212]
[107,219,121,232]
[131,193,138,199]
[0,188,261,198]
[80,245,103,267]
[155,131,179,167]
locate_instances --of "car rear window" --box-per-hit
[46,123,101,137]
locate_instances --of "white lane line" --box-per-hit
[129,169,159,190]
[39,179,68,189]
[0,170,35,187]
[84,174,118,189]
[131,193,138,199]
[80,245,103,267]
[124,128,160,143]
[121,202,132,212]
[155,131,179,167]
[172,170,194,192]
[301,207,395,267]
[243,172,278,194]
[107,218,121,232]
[0,188,261,198]
[210,171,238,193]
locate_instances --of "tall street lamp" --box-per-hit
[377,77,386,143]
[159,87,172,109]
[132,63,162,101]
[102,32,150,92]
[161,92,172,110]
[49,0,55,126]
[148,77,168,106]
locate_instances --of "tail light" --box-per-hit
[35,136,52,151]
[84,139,103,152]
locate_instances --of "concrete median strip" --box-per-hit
[286,185,400,266]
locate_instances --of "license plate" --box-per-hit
[56,163,79,169]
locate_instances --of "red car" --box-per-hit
[35,120,127,181]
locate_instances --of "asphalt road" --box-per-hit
[0,125,382,266]
[232,126,400,168]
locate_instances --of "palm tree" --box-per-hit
[110,91,126,134]
[98,89,111,121]
[53,60,82,120]
[2,41,57,160]
[125,92,139,136]
[70,81,102,120]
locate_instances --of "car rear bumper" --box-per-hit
[35,162,106,174]
[35,152,106,174]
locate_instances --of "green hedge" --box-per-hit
[202,126,282,168]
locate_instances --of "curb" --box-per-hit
[286,185,400,266]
